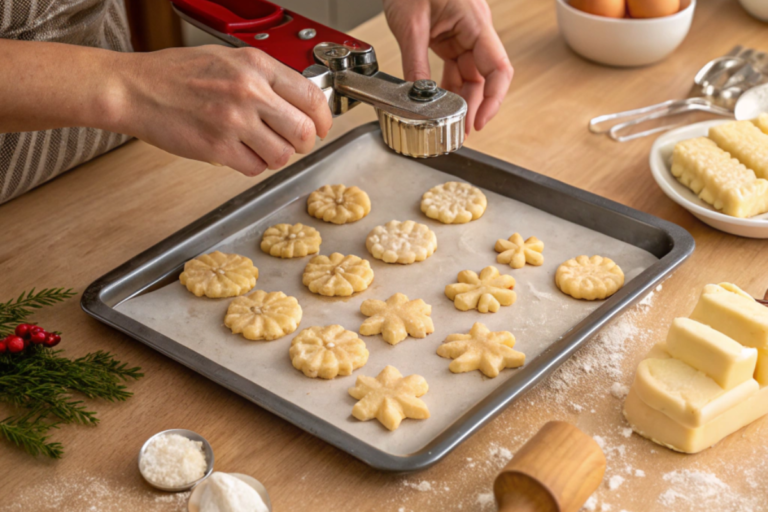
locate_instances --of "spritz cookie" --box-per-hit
[365,220,437,264]
[224,291,302,341]
[260,223,321,259]
[437,322,525,378]
[348,365,429,431]
[289,325,369,379]
[360,293,434,345]
[179,251,258,298]
[307,184,371,224]
[445,266,516,313]
[302,253,374,297]
[555,255,625,300]
[495,233,544,269]
[420,181,487,224]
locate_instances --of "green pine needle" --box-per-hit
[0,288,142,459]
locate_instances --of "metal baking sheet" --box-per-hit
[82,122,693,471]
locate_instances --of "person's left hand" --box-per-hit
[383,0,513,134]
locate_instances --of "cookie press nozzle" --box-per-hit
[305,43,467,158]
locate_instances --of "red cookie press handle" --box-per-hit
[172,0,371,72]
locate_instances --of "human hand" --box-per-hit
[383,0,513,134]
[114,45,332,176]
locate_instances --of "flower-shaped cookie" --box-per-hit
[224,290,302,341]
[420,181,487,224]
[260,223,321,258]
[445,266,516,313]
[495,234,544,269]
[360,293,434,345]
[302,253,374,297]
[307,184,371,224]
[437,323,525,378]
[179,251,259,298]
[348,365,429,431]
[555,255,625,300]
[289,325,369,379]
[365,220,437,264]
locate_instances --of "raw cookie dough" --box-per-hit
[359,293,434,345]
[307,184,371,224]
[420,181,487,224]
[348,365,429,431]
[445,266,516,313]
[365,220,437,264]
[494,233,544,269]
[179,251,259,298]
[260,223,321,258]
[224,290,302,341]
[302,253,374,296]
[555,255,624,300]
[437,322,525,378]
[289,325,369,379]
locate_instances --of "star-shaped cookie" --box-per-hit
[445,266,516,313]
[359,293,434,345]
[495,233,544,269]
[348,365,430,431]
[437,323,525,378]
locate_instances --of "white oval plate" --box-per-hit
[649,120,768,238]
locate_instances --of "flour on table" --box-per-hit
[658,470,760,511]
[607,475,625,490]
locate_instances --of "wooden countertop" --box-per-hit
[3,1,768,510]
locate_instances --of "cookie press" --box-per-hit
[171,0,467,158]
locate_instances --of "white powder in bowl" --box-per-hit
[140,433,207,488]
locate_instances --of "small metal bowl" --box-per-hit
[138,429,215,492]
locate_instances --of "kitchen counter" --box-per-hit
[2,1,767,510]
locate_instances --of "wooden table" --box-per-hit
[3,1,768,510]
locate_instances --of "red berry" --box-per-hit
[15,323,34,339]
[0,340,6,353]
[44,334,61,347]
[30,330,47,345]
[6,335,25,354]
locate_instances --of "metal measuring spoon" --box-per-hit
[734,82,768,120]
[138,429,215,492]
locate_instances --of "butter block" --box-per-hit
[624,384,768,454]
[666,317,757,390]
[633,358,758,428]
[709,120,768,179]
[690,284,768,349]
[756,348,768,386]
[670,137,768,218]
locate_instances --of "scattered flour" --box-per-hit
[608,475,625,490]
[583,495,598,511]
[610,383,629,399]
[621,428,633,438]
[658,470,759,511]
[635,470,645,478]
[402,481,432,492]
[476,492,495,510]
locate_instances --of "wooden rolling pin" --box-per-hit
[493,421,606,512]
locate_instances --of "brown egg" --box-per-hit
[627,0,681,18]
[569,0,626,18]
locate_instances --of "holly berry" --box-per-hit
[30,330,48,345]
[0,340,6,354]
[15,323,35,339]
[44,334,61,347]
[6,335,25,354]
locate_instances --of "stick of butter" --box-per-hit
[666,317,757,390]
[690,284,768,350]
[709,120,768,180]
[632,358,758,429]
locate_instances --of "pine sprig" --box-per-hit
[0,288,142,459]
[0,414,63,459]
[0,288,76,337]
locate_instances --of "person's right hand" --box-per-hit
[113,45,333,176]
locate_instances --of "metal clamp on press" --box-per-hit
[171,0,467,158]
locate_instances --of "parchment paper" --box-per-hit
[116,133,658,456]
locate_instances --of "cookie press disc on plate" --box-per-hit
[171,0,467,158]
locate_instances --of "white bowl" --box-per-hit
[739,0,768,21]
[649,120,768,238]
[556,0,696,67]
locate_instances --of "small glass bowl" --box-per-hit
[138,429,215,492]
